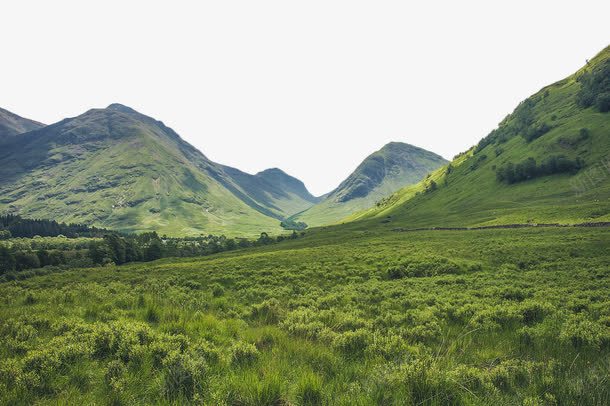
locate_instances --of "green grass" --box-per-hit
[1,226,608,404]
[293,142,447,228]
[349,46,610,229]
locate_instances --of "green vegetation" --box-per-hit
[495,155,584,184]
[0,105,317,237]
[1,42,608,406]
[0,230,301,276]
[292,142,447,227]
[1,227,608,404]
[352,46,610,228]
[280,219,308,231]
[577,56,610,112]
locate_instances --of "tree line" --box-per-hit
[0,214,109,239]
[0,226,302,275]
[496,155,584,184]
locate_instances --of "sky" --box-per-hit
[2,1,609,196]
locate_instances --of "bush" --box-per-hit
[162,352,206,401]
[296,372,323,406]
[230,342,259,366]
[250,298,284,324]
[559,314,608,349]
[332,329,370,358]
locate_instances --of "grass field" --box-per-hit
[1,226,608,405]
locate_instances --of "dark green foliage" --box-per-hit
[0,213,108,238]
[280,219,308,231]
[576,58,610,112]
[1,216,303,274]
[496,155,584,184]
[522,122,551,142]
[0,245,16,274]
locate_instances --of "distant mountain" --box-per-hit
[219,166,321,221]
[0,107,44,139]
[349,45,610,228]
[0,104,317,236]
[292,142,447,226]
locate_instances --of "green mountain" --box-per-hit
[0,104,317,236]
[218,166,321,220]
[349,45,610,229]
[292,142,447,227]
[0,107,44,139]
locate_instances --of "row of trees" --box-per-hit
[0,230,303,274]
[496,155,584,184]
[0,214,109,239]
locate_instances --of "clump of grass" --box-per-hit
[295,372,323,405]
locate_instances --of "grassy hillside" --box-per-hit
[1,226,608,404]
[293,142,447,227]
[350,46,610,229]
[0,107,44,139]
[0,105,287,236]
[0,104,319,237]
[219,167,320,220]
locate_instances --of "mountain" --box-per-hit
[291,142,448,227]
[348,45,610,229]
[0,104,317,236]
[0,107,45,139]
[218,166,321,221]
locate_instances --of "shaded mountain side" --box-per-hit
[0,107,45,139]
[292,142,447,227]
[217,166,320,220]
[348,45,610,229]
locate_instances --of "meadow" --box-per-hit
[1,226,608,405]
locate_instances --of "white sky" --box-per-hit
[2,1,609,196]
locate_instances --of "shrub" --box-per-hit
[559,314,608,349]
[230,342,259,366]
[296,372,323,406]
[145,306,160,323]
[250,298,284,324]
[332,329,370,358]
[104,360,125,386]
[162,352,206,401]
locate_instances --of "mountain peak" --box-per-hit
[0,107,45,139]
[106,103,139,114]
[257,167,287,176]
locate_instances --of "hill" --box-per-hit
[292,142,447,227]
[348,45,610,229]
[0,107,44,139]
[0,104,317,236]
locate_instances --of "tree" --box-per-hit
[144,238,163,261]
[14,251,41,271]
[104,234,127,264]
[0,246,16,274]
[258,232,272,245]
[89,240,113,265]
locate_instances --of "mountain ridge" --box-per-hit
[0,104,320,236]
[0,107,45,140]
[345,45,610,229]
[291,141,448,227]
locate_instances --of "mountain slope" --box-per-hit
[292,142,447,227]
[219,166,320,220]
[0,104,309,236]
[0,107,45,139]
[349,45,610,229]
